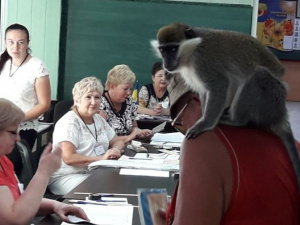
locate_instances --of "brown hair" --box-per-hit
[0,98,25,131]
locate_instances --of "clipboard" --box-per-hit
[151,121,167,134]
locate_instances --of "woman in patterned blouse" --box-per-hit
[99,64,152,143]
[138,62,170,116]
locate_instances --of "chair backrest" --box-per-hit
[15,140,34,188]
[38,100,58,123]
[53,100,74,126]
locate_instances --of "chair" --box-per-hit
[53,99,74,126]
[9,140,64,201]
[15,140,34,188]
[38,100,58,123]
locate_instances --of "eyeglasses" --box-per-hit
[171,102,189,133]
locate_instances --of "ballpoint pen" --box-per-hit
[92,199,127,203]
[74,192,138,197]
[128,157,152,160]
[68,199,138,207]
[88,193,114,200]
[68,200,109,205]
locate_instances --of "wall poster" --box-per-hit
[257,0,300,59]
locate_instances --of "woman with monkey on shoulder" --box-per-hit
[156,74,300,225]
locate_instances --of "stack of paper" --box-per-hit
[150,132,185,146]
[88,155,179,172]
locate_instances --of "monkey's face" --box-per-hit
[158,45,180,72]
[151,23,196,73]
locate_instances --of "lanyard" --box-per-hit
[75,107,98,142]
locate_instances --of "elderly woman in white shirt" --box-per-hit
[48,77,124,195]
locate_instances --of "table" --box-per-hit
[38,148,179,225]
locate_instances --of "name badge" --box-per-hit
[95,145,105,156]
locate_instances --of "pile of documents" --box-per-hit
[150,132,185,147]
[88,154,179,172]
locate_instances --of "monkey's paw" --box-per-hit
[185,126,202,139]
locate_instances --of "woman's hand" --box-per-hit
[152,104,163,116]
[37,143,62,177]
[103,148,121,159]
[136,129,152,139]
[53,202,89,223]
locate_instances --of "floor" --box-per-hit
[286,101,300,142]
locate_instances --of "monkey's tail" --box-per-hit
[272,124,300,195]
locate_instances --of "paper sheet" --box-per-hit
[61,204,133,225]
[120,168,170,177]
[151,132,185,143]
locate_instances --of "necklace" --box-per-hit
[9,53,29,77]
[75,107,98,142]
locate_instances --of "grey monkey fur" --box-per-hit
[151,23,300,192]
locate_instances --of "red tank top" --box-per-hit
[0,156,21,200]
[166,125,300,225]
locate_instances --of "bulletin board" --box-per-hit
[257,0,300,60]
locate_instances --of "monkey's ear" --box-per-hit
[185,29,197,39]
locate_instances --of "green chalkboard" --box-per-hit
[58,0,252,100]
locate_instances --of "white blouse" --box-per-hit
[0,56,49,131]
[52,111,115,175]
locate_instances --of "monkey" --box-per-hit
[151,22,300,193]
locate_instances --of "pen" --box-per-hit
[69,200,108,206]
[91,199,127,203]
[128,157,152,160]
[74,192,138,197]
[88,193,114,200]
[69,199,138,207]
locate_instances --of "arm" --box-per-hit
[138,104,169,116]
[60,141,120,167]
[37,198,88,222]
[137,105,156,116]
[119,121,152,143]
[108,135,125,153]
[173,131,232,225]
[0,144,61,225]
[24,76,51,121]
[138,86,157,116]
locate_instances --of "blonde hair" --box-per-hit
[0,98,25,131]
[105,64,136,89]
[72,76,104,107]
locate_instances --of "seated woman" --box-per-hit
[99,64,152,143]
[158,74,300,224]
[138,62,170,116]
[48,77,125,195]
[0,98,88,225]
